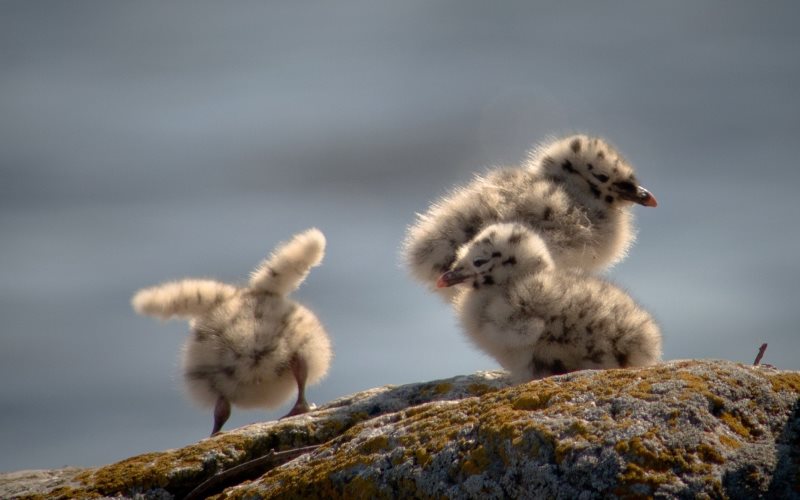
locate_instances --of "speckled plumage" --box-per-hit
[439,223,661,383]
[403,134,656,299]
[132,228,332,435]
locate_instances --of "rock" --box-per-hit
[0,468,86,499]
[2,360,799,499]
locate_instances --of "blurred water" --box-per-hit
[2,1,799,471]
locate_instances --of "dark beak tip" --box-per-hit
[636,186,658,207]
[641,192,658,207]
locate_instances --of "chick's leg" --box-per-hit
[211,395,231,436]
[282,354,310,418]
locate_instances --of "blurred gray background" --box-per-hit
[2,1,798,472]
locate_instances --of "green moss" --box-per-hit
[553,443,571,465]
[512,391,553,411]
[461,446,490,475]
[72,417,352,498]
[76,452,174,495]
[768,372,800,394]
[360,436,391,454]
[345,474,389,500]
[480,406,526,442]
[553,420,592,464]
[49,361,795,499]
[236,399,482,498]
[676,372,713,399]
[614,427,726,493]
[666,409,681,428]
[467,383,494,396]
[718,434,742,449]
[414,381,456,401]
[696,444,725,464]
[230,385,543,497]
[434,382,453,394]
[414,447,432,467]
[628,436,690,472]
[568,420,589,437]
[13,490,100,500]
[720,412,751,438]
[632,380,654,400]
[616,461,672,494]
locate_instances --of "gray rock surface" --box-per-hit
[2,360,798,499]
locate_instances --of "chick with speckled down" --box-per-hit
[132,228,332,435]
[404,134,657,300]
[438,223,661,382]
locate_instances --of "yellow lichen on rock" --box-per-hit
[224,360,798,499]
[2,361,798,499]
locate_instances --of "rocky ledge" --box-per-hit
[2,360,799,499]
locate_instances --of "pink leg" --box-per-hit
[281,354,311,418]
[211,396,231,436]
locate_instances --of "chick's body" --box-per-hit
[404,135,656,299]
[132,228,331,435]
[442,223,661,383]
[182,289,330,410]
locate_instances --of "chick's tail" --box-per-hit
[249,228,326,296]
[131,279,236,320]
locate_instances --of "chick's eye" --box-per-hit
[472,258,489,268]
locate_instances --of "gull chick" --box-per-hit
[439,223,661,382]
[132,228,332,435]
[404,134,657,299]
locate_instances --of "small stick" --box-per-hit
[753,343,768,366]
[183,444,321,500]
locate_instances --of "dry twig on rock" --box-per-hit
[753,343,768,366]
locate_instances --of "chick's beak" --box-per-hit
[620,186,657,207]
[437,270,469,288]
[636,186,658,207]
